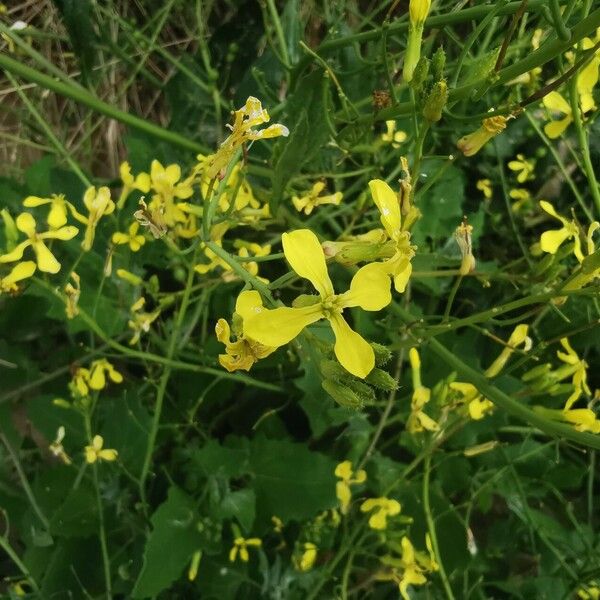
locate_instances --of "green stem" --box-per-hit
[0,53,209,154]
[0,433,49,530]
[568,69,600,215]
[0,533,41,595]
[423,455,456,600]
[265,0,290,68]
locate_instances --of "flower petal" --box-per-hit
[540,228,572,254]
[33,240,61,273]
[47,202,68,229]
[544,117,572,139]
[282,230,334,297]
[22,196,51,208]
[542,91,571,115]
[243,304,323,347]
[328,313,374,378]
[368,179,401,240]
[16,212,37,237]
[341,263,391,311]
[0,240,31,263]
[235,290,264,318]
[1,261,36,286]
[42,225,79,241]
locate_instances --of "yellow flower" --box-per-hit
[508,153,535,183]
[23,194,71,229]
[0,212,78,273]
[449,382,494,420]
[578,37,600,114]
[360,497,401,530]
[216,290,276,372]
[454,221,476,275]
[88,358,123,390]
[128,297,160,345]
[69,186,115,251]
[242,229,391,378]
[85,435,118,463]
[112,222,146,251]
[0,261,36,294]
[408,348,439,433]
[542,91,573,138]
[64,271,81,319]
[485,324,532,378]
[539,200,584,262]
[557,337,590,410]
[509,188,531,211]
[457,116,508,157]
[368,179,416,293]
[120,161,150,194]
[229,536,261,562]
[133,198,168,239]
[404,0,432,82]
[476,179,492,200]
[294,542,318,572]
[149,160,193,204]
[292,182,343,216]
[49,425,72,465]
[204,97,289,180]
[334,460,367,514]
[381,121,407,147]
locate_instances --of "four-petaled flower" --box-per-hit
[292,182,343,216]
[368,179,416,293]
[408,347,439,433]
[229,536,262,562]
[476,179,492,200]
[242,229,391,378]
[335,460,367,514]
[112,222,146,252]
[360,497,401,530]
[120,161,150,194]
[85,435,118,463]
[0,212,78,273]
[557,337,590,410]
[128,297,160,345]
[381,121,407,147]
[508,154,535,183]
[449,382,494,420]
[539,200,584,262]
[23,194,71,229]
[70,186,115,251]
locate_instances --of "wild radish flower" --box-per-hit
[509,188,531,211]
[577,37,600,114]
[454,220,476,275]
[557,337,590,410]
[360,497,401,530]
[457,116,508,156]
[23,194,71,229]
[476,179,492,200]
[0,212,78,273]
[64,271,81,319]
[449,382,494,420]
[84,435,118,464]
[408,348,439,433]
[539,200,585,262]
[381,121,407,147]
[508,154,535,183]
[112,222,146,252]
[0,261,36,294]
[292,182,343,216]
[216,290,275,372]
[241,229,391,378]
[485,324,532,377]
[294,543,318,572]
[403,0,432,82]
[71,358,123,397]
[204,97,289,180]
[368,179,416,293]
[128,297,160,345]
[69,186,115,251]
[49,426,72,465]
[335,460,367,514]
[542,91,574,138]
[117,161,151,209]
[133,198,167,239]
[229,536,262,562]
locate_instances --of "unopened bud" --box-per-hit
[322,379,363,409]
[411,57,430,93]
[365,368,398,391]
[431,47,446,81]
[422,80,448,123]
[1,209,18,251]
[372,343,393,367]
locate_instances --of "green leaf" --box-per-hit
[192,438,250,479]
[249,437,337,522]
[132,486,203,598]
[217,488,256,533]
[49,483,99,538]
[271,69,329,213]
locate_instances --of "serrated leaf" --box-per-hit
[217,488,256,533]
[132,486,203,598]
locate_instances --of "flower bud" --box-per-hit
[411,57,430,93]
[431,46,446,81]
[404,0,431,83]
[372,343,393,367]
[1,209,18,251]
[322,379,363,409]
[365,368,398,391]
[422,80,448,123]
